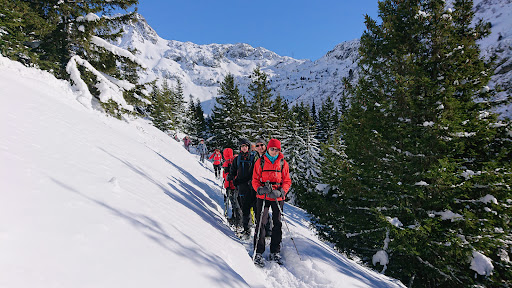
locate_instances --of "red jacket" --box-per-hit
[222,149,235,189]
[252,153,291,201]
[209,152,222,165]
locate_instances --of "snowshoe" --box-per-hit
[237,228,251,240]
[268,252,283,265]
[254,253,265,267]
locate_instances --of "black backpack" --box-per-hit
[237,151,256,178]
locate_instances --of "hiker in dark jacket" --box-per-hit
[228,138,257,236]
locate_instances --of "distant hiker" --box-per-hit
[223,148,242,226]
[183,136,191,151]
[252,138,291,267]
[209,149,223,178]
[228,138,257,237]
[254,138,272,237]
[197,139,208,163]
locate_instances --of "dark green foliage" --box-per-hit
[317,96,340,143]
[307,0,512,287]
[184,95,207,142]
[0,0,57,70]
[283,102,321,204]
[149,80,187,134]
[247,67,277,140]
[1,0,147,118]
[209,73,246,149]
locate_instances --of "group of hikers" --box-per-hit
[182,136,209,163]
[184,136,291,267]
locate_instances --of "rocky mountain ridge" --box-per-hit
[116,1,511,117]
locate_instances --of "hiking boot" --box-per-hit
[254,253,264,267]
[269,252,283,265]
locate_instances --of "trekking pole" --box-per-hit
[221,180,228,218]
[274,196,302,261]
[252,193,267,261]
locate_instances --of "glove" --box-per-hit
[269,188,283,199]
[257,186,270,195]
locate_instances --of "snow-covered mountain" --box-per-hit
[116,1,511,117]
[115,14,359,113]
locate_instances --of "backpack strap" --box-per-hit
[260,155,285,173]
[259,156,285,187]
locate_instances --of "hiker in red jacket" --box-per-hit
[222,148,242,227]
[251,138,291,267]
[209,148,223,178]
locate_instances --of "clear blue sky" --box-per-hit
[135,0,379,61]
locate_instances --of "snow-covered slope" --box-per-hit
[118,1,511,117]
[475,0,512,117]
[0,55,405,287]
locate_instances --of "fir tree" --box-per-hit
[184,95,207,143]
[317,96,340,143]
[313,1,511,287]
[270,94,289,141]
[188,11,509,284]
[172,79,187,131]
[247,67,276,140]
[209,73,246,149]
[285,103,321,204]
[149,80,175,133]
[4,0,146,117]
[311,100,318,130]
[194,98,208,141]
[0,0,55,69]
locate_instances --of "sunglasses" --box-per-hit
[269,147,280,152]
[255,144,265,148]
[241,144,249,148]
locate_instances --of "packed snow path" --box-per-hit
[0,55,404,287]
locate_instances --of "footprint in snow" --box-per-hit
[108,177,122,193]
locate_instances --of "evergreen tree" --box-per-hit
[184,95,198,141]
[285,103,321,204]
[172,79,187,131]
[317,96,340,143]
[247,67,276,140]
[184,95,207,143]
[310,101,318,128]
[311,1,511,287]
[149,80,175,133]
[270,94,290,141]
[209,74,246,149]
[194,98,208,141]
[3,0,146,117]
[0,0,55,69]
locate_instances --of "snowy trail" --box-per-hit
[234,202,404,288]
[0,55,404,288]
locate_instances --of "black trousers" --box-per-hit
[254,198,283,254]
[241,193,256,231]
[213,164,221,177]
[226,188,242,224]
